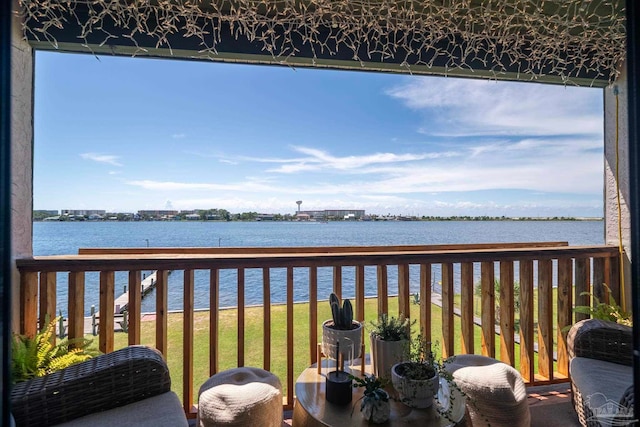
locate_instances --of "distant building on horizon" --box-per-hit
[296,209,365,220]
[138,210,179,219]
[61,209,106,216]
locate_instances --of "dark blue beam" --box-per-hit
[0,0,12,424]
[628,0,640,425]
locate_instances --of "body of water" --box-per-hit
[33,220,604,315]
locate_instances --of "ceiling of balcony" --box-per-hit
[19,0,625,87]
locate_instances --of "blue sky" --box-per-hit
[34,51,604,217]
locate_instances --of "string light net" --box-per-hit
[19,0,625,84]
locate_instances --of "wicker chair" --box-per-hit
[11,345,188,427]
[567,319,634,427]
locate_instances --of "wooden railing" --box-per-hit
[17,242,620,416]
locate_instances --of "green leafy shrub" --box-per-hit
[11,316,97,384]
[369,314,413,341]
[574,284,631,326]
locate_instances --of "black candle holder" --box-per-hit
[325,342,352,405]
[326,370,352,405]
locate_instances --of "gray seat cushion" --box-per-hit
[55,391,188,427]
[570,357,632,407]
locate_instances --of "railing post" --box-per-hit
[538,259,554,381]
[237,268,245,367]
[460,262,474,354]
[264,268,272,369]
[593,257,607,303]
[557,258,573,377]
[309,266,317,364]
[68,272,85,347]
[209,268,219,375]
[377,265,388,315]
[419,264,432,343]
[99,271,115,354]
[20,271,38,337]
[39,272,56,334]
[333,266,342,299]
[441,263,454,358]
[499,261,515,366]
[480,261,495,358]
[355,265,365,322]
[519,259,534,383]
[183,269,194,414]
[609,254,621,303]
[574,258,590,322]
[155,270,168,356]
[128,270,142,345]
[286,267,294,409]
[398,264,410,320]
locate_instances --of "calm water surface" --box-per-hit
[33,220,604,315]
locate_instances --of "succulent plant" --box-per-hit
[329,293,355,330]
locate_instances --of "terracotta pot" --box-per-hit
[391,362,439,408]
[370,335,408,381]
[321,320,363,360]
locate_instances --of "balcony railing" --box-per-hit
[17,242,620,417]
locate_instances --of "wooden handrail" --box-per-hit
[18,245,616,272]
[77,241,570,255]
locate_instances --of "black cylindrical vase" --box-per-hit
[326,370,352,405]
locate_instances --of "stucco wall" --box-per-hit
[11,0,34,332]
[604,63,632,310]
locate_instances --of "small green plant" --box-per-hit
[574,284,631,326]
[349,373,389,420]
[11,316,97,384]
[369,314,413,341]
[329,293,355,330]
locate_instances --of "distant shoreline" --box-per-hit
[33,215,603,223]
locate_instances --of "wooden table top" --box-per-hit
[292,359,459,427]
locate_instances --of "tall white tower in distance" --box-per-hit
[296,200,302,214]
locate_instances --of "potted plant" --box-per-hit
[369,314,412,381]
[391,335,440,409]
[322,293,363,361]
[349,373,390,424]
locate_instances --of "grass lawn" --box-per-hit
[108,296,551,403]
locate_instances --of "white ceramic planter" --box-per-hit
[321,320,363,360]
[370,335,408,381]
[391,362,439,409]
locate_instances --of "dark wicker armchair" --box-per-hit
[11,345,187,427]
[567,319,634,427]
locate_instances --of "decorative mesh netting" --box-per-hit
[19,0,625,84]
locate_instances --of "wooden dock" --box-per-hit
[86,271,159,334]
[113,270,158,314]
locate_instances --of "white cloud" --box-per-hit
[387,77,603,137]
[219,159,239,165]
[125,179,276,193]
[80,153,123,167]
[172,133,186,139]
[250,145,460,174]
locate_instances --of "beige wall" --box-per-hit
[604,63,632,311]
[11,0,34,332]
